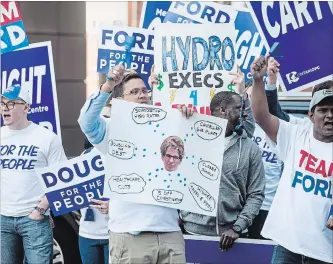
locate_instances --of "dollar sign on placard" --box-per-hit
[227,84,235,92]
[157,74,164,91]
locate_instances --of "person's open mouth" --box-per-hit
[2,114,11,120]
[324,121,333,129]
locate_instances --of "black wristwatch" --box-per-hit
[34,206,46,215]
[232,225,242,235]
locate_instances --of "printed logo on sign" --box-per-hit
[286,71,299,84]
[286,66,321,84]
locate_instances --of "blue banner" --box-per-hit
[0,42,61,136]
[97,25,154,89]
[185,236,275,264]
[160,1,266,82]
[248,1,333,91]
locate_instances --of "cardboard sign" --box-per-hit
[103,99,228,216]
[97,24,154,88]
[0,1,29,54]
[248,1,333,91]
[1,41,61,137]
[162,1,267,81]
[153,23,236,114]
[36,150,106,216]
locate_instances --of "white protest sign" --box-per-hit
[36,150,106,216]
[103,99,228,216]
[97,24,154,88]
[153,23,237,115]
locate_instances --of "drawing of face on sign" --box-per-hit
[160,136,184,172]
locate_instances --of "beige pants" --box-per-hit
[109,231,186,264]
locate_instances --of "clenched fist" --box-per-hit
[101,64,126,93]
[251,56,269,81]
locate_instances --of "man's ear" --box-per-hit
[24,104,30,113]
[220,106,228,119]
[308,110,315,124]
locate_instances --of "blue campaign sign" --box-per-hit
[162,1,267,82]
[139,1,172,30]
[0,41,61,137]
[36,151,106,216]
[185,235,276,264]
[248,1,333,92]
[97,24,154,89]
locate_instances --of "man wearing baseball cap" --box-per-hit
[0,84,67,263]
[250,54,333,264]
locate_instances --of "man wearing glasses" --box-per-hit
[0,84,67,264]
[78,65,193,264]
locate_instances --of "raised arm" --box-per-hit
[250,56,279,143]
[78,65,125,153]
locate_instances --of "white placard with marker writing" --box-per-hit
[153,23,237,115]
[103,99,227,216]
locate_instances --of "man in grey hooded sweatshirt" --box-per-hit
[180,89,265,252]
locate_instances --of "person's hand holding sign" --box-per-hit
[266,57,280,85]
[228,65,246,95]
[90,198,109,214]
[101,64,126,93]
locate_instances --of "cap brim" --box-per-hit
[1,94,26,103]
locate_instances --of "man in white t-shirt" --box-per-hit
[250,56,333,264]
[78,65,193,263]
[0,85,67,264]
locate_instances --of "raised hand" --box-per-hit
[251,55,269,81]
[228,65,246,95]
[101,64,126,93]
[266,57,280,85]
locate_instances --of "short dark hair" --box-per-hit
[112,71,144,98]
[210,91,240,113]
[312,80,333,96]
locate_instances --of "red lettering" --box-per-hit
[305,154,317,173]
[154,102,162,106]
[315,160,327,178]
[299,150,309,167]
[328,163,333,177]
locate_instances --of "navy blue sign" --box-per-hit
[139,1,172,30]
[185,236,276,264]
[97,25,154,89]
[248,1,333,91]
[0,42,61,136]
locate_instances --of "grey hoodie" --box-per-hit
[180,100,265,236]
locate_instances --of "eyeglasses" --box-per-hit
[165,154,180,160]
[0,101,26,110]
[123,88,149,96]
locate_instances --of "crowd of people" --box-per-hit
[1,54,332,264]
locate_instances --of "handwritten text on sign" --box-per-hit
[0,1,29,54]
[153,23,236,114]
[103,99,228,216]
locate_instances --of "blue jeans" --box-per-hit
[79,236,109,264]
[1,215,53,264]
[272,245,330,264]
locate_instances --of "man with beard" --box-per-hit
[180,89,265,251]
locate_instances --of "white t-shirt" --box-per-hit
[252,125,283,211]
[79,207,109,239]
[261,119,333,263]
[1,123,67,217]
[93,123,180,233]
[79,148,109,239]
